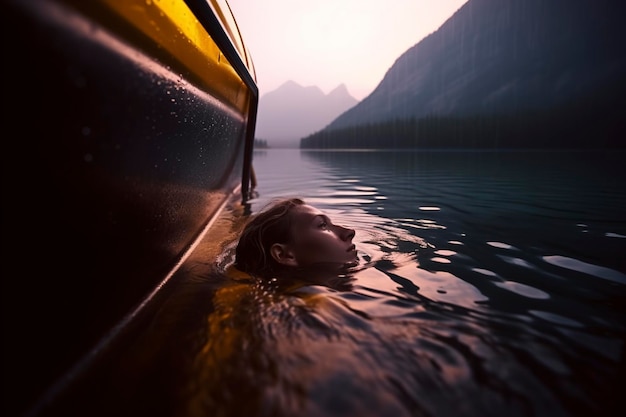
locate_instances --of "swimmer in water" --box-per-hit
[234,198,358,281]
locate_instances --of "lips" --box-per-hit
[347,244,356,252]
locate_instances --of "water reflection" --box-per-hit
[169,261,574,417]
[543,255,626,285]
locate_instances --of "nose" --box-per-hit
[337,225,355,241]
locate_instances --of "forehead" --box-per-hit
[290,204,325,224]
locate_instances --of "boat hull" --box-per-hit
[3,1,257,415]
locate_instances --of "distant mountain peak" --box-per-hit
[328,83,350,97]
[269,80,323,98]
[255,81,359,147]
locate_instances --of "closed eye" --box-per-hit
[314,215,331,229]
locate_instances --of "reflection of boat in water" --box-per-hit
[4,1,257,415]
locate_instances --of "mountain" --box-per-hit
[305,0,626,148]
[255,81,358,148]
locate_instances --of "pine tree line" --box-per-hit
[300,96,624,149]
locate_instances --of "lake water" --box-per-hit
[235,148,625,417]
[54,148,624,417]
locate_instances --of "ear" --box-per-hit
[270,243,299,267]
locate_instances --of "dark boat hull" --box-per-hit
[3,1,257,415]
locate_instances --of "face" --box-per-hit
[285,204,358,269]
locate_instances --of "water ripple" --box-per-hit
[543,255,626,284]
[495,281,550,299]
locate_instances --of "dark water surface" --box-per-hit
[233,148,625,417]
[61,149,624,417]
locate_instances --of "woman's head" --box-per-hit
[235,198,357,279]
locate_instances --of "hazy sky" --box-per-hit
[227,0,468,100]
